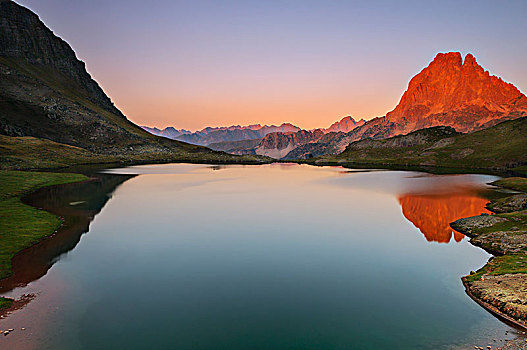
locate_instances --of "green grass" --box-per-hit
[466,254,527,282]
[0,135,107,170]
[510,165,527,177]
[0,170,87,279]
[491,177,527,193]
[463,178,527,284]
[0,296,13,310]
[470,212,527,236]
[0,134,271,171]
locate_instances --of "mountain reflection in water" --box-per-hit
[398,192,491,243]
[0,173,133,295]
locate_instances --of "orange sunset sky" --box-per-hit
[18,0,527,131]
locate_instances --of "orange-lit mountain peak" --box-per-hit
[384,52,527,134]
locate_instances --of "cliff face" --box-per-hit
[385,52,527,134]
[0,0,121,116]
[244,117,365,159]
[347,52,527,146]
[255,129,324,159]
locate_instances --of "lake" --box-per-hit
[0,163,522,349]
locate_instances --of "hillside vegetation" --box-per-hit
[313,117,527,173]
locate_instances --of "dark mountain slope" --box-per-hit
[0,0,265,167]
[0,0,119,115]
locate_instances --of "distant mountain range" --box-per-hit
[141,123,301,146]
[142,115,368,154]
[144,52,527,160]
[141,115,370,147]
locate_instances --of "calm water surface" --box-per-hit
[0,164,522,349]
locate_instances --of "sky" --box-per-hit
[17,0,527,131]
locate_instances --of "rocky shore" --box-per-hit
[451,177,527,334]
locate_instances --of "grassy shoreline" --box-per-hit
[450,177,527,330]
[0,135,272,171]
[0,170,88,308]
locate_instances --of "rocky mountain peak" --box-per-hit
[385,52,527,133]
[463,53,477,66]
[325,116,365,133]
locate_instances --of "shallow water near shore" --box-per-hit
[1,163,524,349]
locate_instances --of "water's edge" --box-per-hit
[0,173,134,317]
[0,164,523,344]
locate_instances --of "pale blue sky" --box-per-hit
[16,0,527,129]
